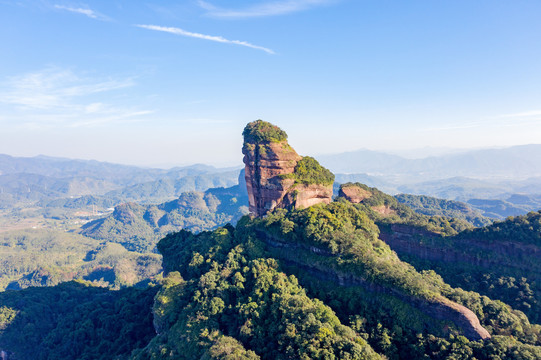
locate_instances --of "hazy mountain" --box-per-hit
[0,153,239,186]
[103,170,240,204]
[317,144,541,180]
[467,197,541,219]
[0,154,242,209]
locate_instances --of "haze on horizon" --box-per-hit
[1,1,540,168]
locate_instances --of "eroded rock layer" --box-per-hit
[242,120,333,217]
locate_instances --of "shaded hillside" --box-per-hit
[379,210,541,323]
[395,194,492,227]
[81,181,249,252]
[467,197,541,219]
[0,283,157,359]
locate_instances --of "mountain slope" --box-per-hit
[379,210,541,323]
[395,194,492,227]
[81,182,249,252]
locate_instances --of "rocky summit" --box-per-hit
[242,120,334,217]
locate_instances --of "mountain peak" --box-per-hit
[242,120,334,217]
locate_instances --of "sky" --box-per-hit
[1,0,540,168]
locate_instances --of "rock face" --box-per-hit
[339,184,373,203]
[242,120,333,217]
[256,229,491,341]
[339,183,395,216]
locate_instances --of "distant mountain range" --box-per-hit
[317,144,541,181]
[0,154,237,184]
[1,150,540,220]
[0,154,241,208]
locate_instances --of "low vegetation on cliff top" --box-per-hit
[242,119,288,143]
[280,156,335,186]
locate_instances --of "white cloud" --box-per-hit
[54,4,109,21]
[136,24,275,54]
[197,0,337,18]
[0,68,151,128]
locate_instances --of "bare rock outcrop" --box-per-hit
[339,184,373,203]
[339,183,396,216]
[242,120,333,217]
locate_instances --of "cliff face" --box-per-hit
[255,229,490,341]
[242,120,333,217]
[339,183,396,216]
[339,184,373,203]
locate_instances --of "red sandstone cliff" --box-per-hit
[242,120,333,217]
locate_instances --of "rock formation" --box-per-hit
[339,183,396,216]
[339,183,373,203]
[242,120,333,217]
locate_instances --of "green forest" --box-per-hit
[1,193,540,359]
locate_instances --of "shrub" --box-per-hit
[242,120,288,143]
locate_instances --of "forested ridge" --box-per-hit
[1,195,540,359]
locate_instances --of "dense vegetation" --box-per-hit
[134,201,541,359]
[134,225,380,359]
[0,282,157,359]
[2,198,541,358]
[395,193,492,227]
[393,211,541,323]
[1,172,539,359]
[241,204,541,359]
[0,229,161,291]
[459,210,541,246]
[242,119,288,143]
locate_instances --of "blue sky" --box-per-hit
[1,0,540,167]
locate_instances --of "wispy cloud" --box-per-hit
[197,0,337,18]
[136,24,275,54]
[1,67,133,110]
[0,67,151,128]
[54,4,109,21]
[498,110,541,118]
